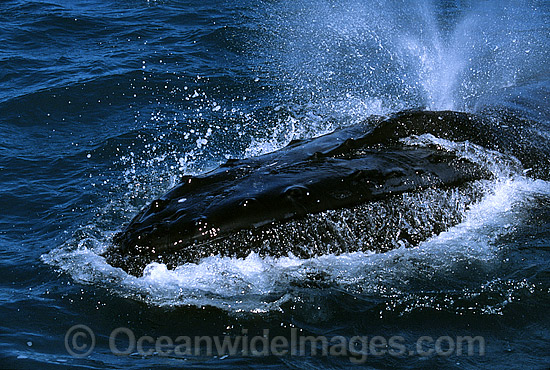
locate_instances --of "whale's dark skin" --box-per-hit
[105,110,550,276]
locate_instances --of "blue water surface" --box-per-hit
[1,0,550,369]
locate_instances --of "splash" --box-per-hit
[43,134,550,312]
[263,0,549,112]
[41,0,550,313]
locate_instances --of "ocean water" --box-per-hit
[1,0,550,369]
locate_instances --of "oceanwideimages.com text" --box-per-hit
[65,325,485,363]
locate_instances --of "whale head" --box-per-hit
[105,110,509,276]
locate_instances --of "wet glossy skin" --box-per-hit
[105,110,549,276]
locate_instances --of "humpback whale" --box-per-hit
[105,110,550,276]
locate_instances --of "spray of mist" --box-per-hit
[263,0,549,113]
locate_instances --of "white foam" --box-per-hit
[400,133,524,178]
[43,174,550,312]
